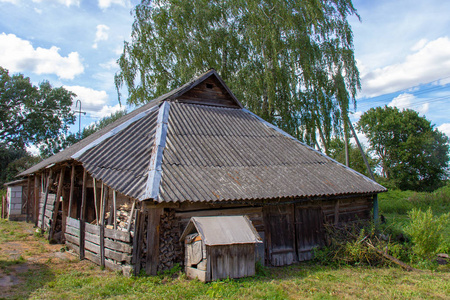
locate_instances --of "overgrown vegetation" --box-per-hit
[314,183,450,270]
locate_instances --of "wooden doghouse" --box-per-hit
[180,215,262,282]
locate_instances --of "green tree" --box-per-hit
[327,137,377,178]
[41,109,128,157]
[0,67,76,152]
[116,0,360,150]
[357,106,449,191]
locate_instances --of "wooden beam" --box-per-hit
[113,190,117,230]
[26,176,32,222]
[145,208,162,275]
[101,185,108,225]
[68,164,75,218]
[93,178,98,224]
[41,169,53,231]
[34,175,40,225]
[127,200,136,232]
[80,169,87,221]
[132,207,144,276]
[50,167,65,240]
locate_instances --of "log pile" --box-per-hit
[158,209,183,271]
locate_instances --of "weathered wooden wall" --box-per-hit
[208,244,256,281]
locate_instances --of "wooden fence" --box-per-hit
[65,217,133,273]
[37,193,56,231]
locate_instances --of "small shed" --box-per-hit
[3,179,28,221]
[180,215,262,282]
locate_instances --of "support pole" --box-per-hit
[68,164,75,218]
[49,167,65,240]
[26,176,32,222]
[373,194,379,224]
[34,175,40,225]
[93,178,98,224]
[346,116,376,181]
[113,190,117,230]
[41,169,53,231]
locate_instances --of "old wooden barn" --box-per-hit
[18,69,386,275]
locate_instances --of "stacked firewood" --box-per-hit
[158,209,183,271]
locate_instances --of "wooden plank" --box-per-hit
[93,178,98,223]
[100,224,105,268]
[66,217,80,228]
[68,164,75,218]
[85,231,101,245]
[65,232,80,246]
[50,167,65,240]
[101,185,108,225]
[66,240,80,254]
[26,176,32,222]
[104,248,132,263]
[113,191,117,230]
[80,169,87,221]
[145,208,162,275]
[85,239,100,254]
[85,222,100,235]
[132,209,143,274]
[126,200,135,232]
[105,259,123,272]
[80,220,85,260]
[65,225,80,237]
[104,239,132,254]
[44,209,53,219]
[186,267,207,282]
[34,175,40,225]
[84,249,101,265]
[104,227,131,243]
[41,169,53,230]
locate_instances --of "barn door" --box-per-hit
[295,205,325,261]
[263,204,297,266]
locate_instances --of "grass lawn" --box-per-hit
[1,217,449,299]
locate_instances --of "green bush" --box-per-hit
[405,208,450,260]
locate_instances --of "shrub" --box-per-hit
[405,208,450,260]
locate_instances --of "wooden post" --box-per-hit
[373,195,379,224]
[34,175,40,225]
[133,208,144,276]
[113,190,117,230]
[100,223,105,268]
[49,167,65,240]
[41,169,53,231]
[1,195,5,219]
[146,208,162,275]
[101,185,108,225]
[26,176,32,222]
[334,200,340,225]
[80,169,87,221]
[79,168,87,260]
[347,116,376,181]
[68,164,75,219]
[93,178,98,224]
[127,200,136,232]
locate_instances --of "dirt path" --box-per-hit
[0,228,75,298]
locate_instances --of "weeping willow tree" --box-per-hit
[115,0,360,151]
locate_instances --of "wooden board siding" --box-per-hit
[176,76,240,108]
[208,244,256,281]
[37,193,57,231]
[65,216,132,271]
[295,206,324,261]
[263,204,296,266]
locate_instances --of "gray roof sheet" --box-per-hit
[180,216,262,245]
[20,69,386,202]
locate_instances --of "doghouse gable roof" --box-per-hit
[20,69,386,202]
[180,216,262,246]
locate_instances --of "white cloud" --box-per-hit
[411,39,428,51]
[438,123,450,138]
[99,59,118,70]
[92,24,110,49]
[32,0,80,6]
[361,37,450,97]
[0,33,84,79]
[91,103,124,118]
[0,0,19,4]
[64,85,109,113]
[98,0,128,9]
[388,93,429,115]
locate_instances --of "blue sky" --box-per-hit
[1,0,450,148]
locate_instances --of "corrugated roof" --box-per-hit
[20,69,386,202]
[180,216,262,245]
